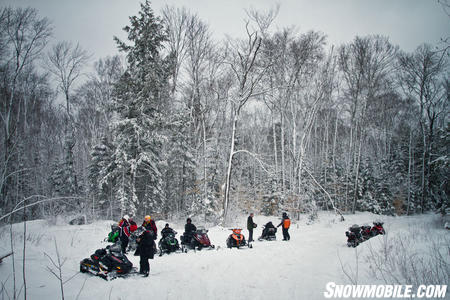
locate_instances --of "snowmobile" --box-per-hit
[345,224,362,248]
[158,230,181,256]
[226,228,252,249]
[258,222,277,241]
[181,228,215,252]
[360,224,372,241]
[370,221,385,237]
[80,243,136,280]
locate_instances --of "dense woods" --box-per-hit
[1,2,448,224]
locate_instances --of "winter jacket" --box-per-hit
[184,223,197,235]
[118,219,129,228]
[137,230,155,259]
[129,220,138,232]
[161,227,175,238]
[278,216,291,229]
[247,216,257,230]
[142,220,157,239]
[119,220,131,238]
[264,221,275,229]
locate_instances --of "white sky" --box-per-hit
[2,0,449,67]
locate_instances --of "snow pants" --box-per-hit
[282,228,290,241]
[120,235,129,253]
[248,229,254,242]
[140,255,150,274]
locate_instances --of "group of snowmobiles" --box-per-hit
[158,227,216,255]
[80,217,384,280]
[345,221,385,247]
[80,223,216,280]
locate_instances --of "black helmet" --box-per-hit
[187,218,191,223]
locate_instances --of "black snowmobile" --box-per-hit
[345,224,363,248]
[80,243,136,280]
[158,230,180,256]
[258,222,277,241]
[360,224,372,241]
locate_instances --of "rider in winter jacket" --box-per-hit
[277,212,291,241]
[136,228,155,277]
[247,213,257,242]
[142,215,157,240]
[183,218,197,244]
[119,215,131,253]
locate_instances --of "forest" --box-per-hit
[0,1,448,225]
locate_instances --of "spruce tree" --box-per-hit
[104,1,173,216]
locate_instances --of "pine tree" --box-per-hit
[100,1,173,217]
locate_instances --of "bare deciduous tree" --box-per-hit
[47,41,89,123]
[222,24,269,223]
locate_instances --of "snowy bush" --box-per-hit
[364,218,449,288]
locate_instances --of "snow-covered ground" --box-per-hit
[0,212,448,300]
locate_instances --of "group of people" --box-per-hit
[117,215,157,277]
[116,213,290,277]
[247,212,291,242]
[116,215,199,276]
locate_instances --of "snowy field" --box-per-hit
[0,212,448,300]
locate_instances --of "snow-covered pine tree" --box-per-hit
[103,1,173,217]
[88,137,115,215]
[162,109,197,217]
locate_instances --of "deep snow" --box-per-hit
[0,212,448,300]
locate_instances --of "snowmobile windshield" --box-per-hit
[109,243,122,254]
[196,228,208,234]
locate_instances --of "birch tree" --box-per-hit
[397,44,448,212]
[222,24,268,223]
[0,7,52,214]
[338,35,397,213]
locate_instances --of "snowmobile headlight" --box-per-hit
[117,266,121,270]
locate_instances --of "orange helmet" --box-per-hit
[144,215,151,222]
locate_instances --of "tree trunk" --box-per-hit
[280,112,286,193]
[223,113,238,224]
[271,110,278,187]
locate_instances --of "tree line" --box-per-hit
[1,2,448,224]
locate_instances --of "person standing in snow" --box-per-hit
[277,212,291,241]
[118,215,131,253]
[247,213,257,242]
[142,215,157,240]
[136,227,155,277]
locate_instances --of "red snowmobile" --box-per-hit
[370,221,385,236]
[181,228,215,252]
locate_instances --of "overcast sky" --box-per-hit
[2,0,449,66]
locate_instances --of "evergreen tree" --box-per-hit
[100,1,173,217]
